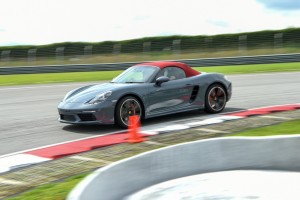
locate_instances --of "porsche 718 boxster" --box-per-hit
[58,61,232,128]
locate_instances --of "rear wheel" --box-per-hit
[115,96,143,128]
[205,84,227,113]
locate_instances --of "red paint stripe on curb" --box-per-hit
[27,133,127,159]
[27,132,147,159]
[26,133,128,159]
[227,110,270,117]
[226,104,300,117]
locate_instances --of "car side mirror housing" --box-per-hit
[155,76,169,86]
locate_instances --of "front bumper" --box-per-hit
[57,101,116,125]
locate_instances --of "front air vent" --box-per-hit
[60,114,76,122]
[190,86,199,102]
[78,113,96,122]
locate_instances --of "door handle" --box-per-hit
[185,84,192,86]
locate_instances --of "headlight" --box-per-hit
[224,75,230,81]
[86,91,112,104]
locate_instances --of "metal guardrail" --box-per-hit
[0,53,300,75]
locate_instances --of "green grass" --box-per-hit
[7,173,88,200]
[1,62,300,86]
[0,70,122,86]
[230,120,300,136]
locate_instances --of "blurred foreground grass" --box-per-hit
[8,173,88,200]
[8,119,300,200]
[1,62,300,86]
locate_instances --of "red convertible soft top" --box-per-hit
[135,61,201,77]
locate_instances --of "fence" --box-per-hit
[0,28,300,67]
[0,53,300,75]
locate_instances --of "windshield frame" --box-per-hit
[111,65,160,83]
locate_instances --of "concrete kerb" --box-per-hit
[68,135,300,200]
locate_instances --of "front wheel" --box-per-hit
[205,84,227,114]
[115,96,143,129]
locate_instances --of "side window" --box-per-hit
[156,67,186,81]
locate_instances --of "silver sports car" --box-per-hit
[58,61,232,128]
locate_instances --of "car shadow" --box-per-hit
[62,124,119,134]
[141,107,245,126]
[224,107,246,113]
[61,107,245,134]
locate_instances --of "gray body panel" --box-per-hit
[58,72,232,125]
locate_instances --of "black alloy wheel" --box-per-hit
[205,84,227,113]
[115,96,142,128]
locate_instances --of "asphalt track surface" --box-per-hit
[1,72,300,156]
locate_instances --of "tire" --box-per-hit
[115,96,143,129]
[205,84,227,114]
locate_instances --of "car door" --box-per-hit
[146,67,194,116]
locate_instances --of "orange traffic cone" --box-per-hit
[127,115,146,143]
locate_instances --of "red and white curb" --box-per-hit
[1,103,300,174]
[0,154,51,174]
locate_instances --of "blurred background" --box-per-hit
[0,28,300,67]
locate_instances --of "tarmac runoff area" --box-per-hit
[127,170,300,200]
[0,108,300,199]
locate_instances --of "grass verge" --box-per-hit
[7,119,300,200]
[0,62,300,86]
[229,119,300,136]
[7,173,88,200]
[0,71,122,86]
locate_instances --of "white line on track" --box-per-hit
[195,128,229,134]
[70,156,111,164]
[144,141,167,146]
[259,115,292,120]
[0,178,26,185]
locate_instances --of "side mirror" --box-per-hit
[155,76,169,86]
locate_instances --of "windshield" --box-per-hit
[111,66,159,83]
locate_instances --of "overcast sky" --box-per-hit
[0,0,300,46]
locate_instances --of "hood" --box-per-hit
[65,83,118,103]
